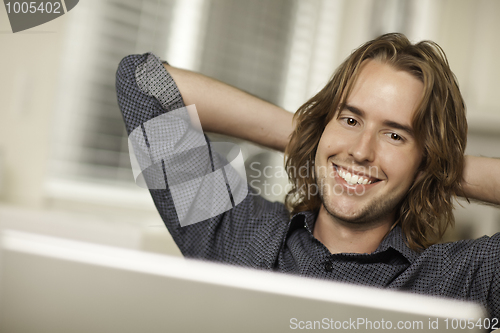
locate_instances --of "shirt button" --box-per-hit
[324,262,333,272]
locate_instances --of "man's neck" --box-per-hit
[313,205,393,255]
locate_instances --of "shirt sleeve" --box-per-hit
[116,53,289,268]
[487,234,500,322]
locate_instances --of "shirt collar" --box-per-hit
[287,211,316,236]
[375,225,420,263]
[287,211,420,264]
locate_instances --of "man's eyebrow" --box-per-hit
[383,120,414,137]
[343,104,414,137]
[344,104,364,117]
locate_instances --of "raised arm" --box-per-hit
[117,53,294,265]
[461,155,500,206]
[164,64,293,152]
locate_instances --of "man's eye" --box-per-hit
[345,118,357,126]
[389,133,402,141]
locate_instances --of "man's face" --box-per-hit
[314,59,423,227]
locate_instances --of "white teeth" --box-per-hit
[338,168,374,185]
[345,172,352,182]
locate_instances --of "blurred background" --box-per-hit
[1,0,500,255]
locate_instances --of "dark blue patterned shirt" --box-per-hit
[116,53,500,322]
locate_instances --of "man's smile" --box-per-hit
[332,164,382,188]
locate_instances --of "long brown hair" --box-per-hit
[284,33,467,250]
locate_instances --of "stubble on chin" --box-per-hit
[316,175,403,227]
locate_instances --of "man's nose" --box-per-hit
[347,130,376,163]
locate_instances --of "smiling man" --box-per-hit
[312,59,425,254]
[116,33,500,320]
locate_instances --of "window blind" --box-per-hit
[48,0,295,186]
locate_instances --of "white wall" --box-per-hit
[0,7,66,208]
